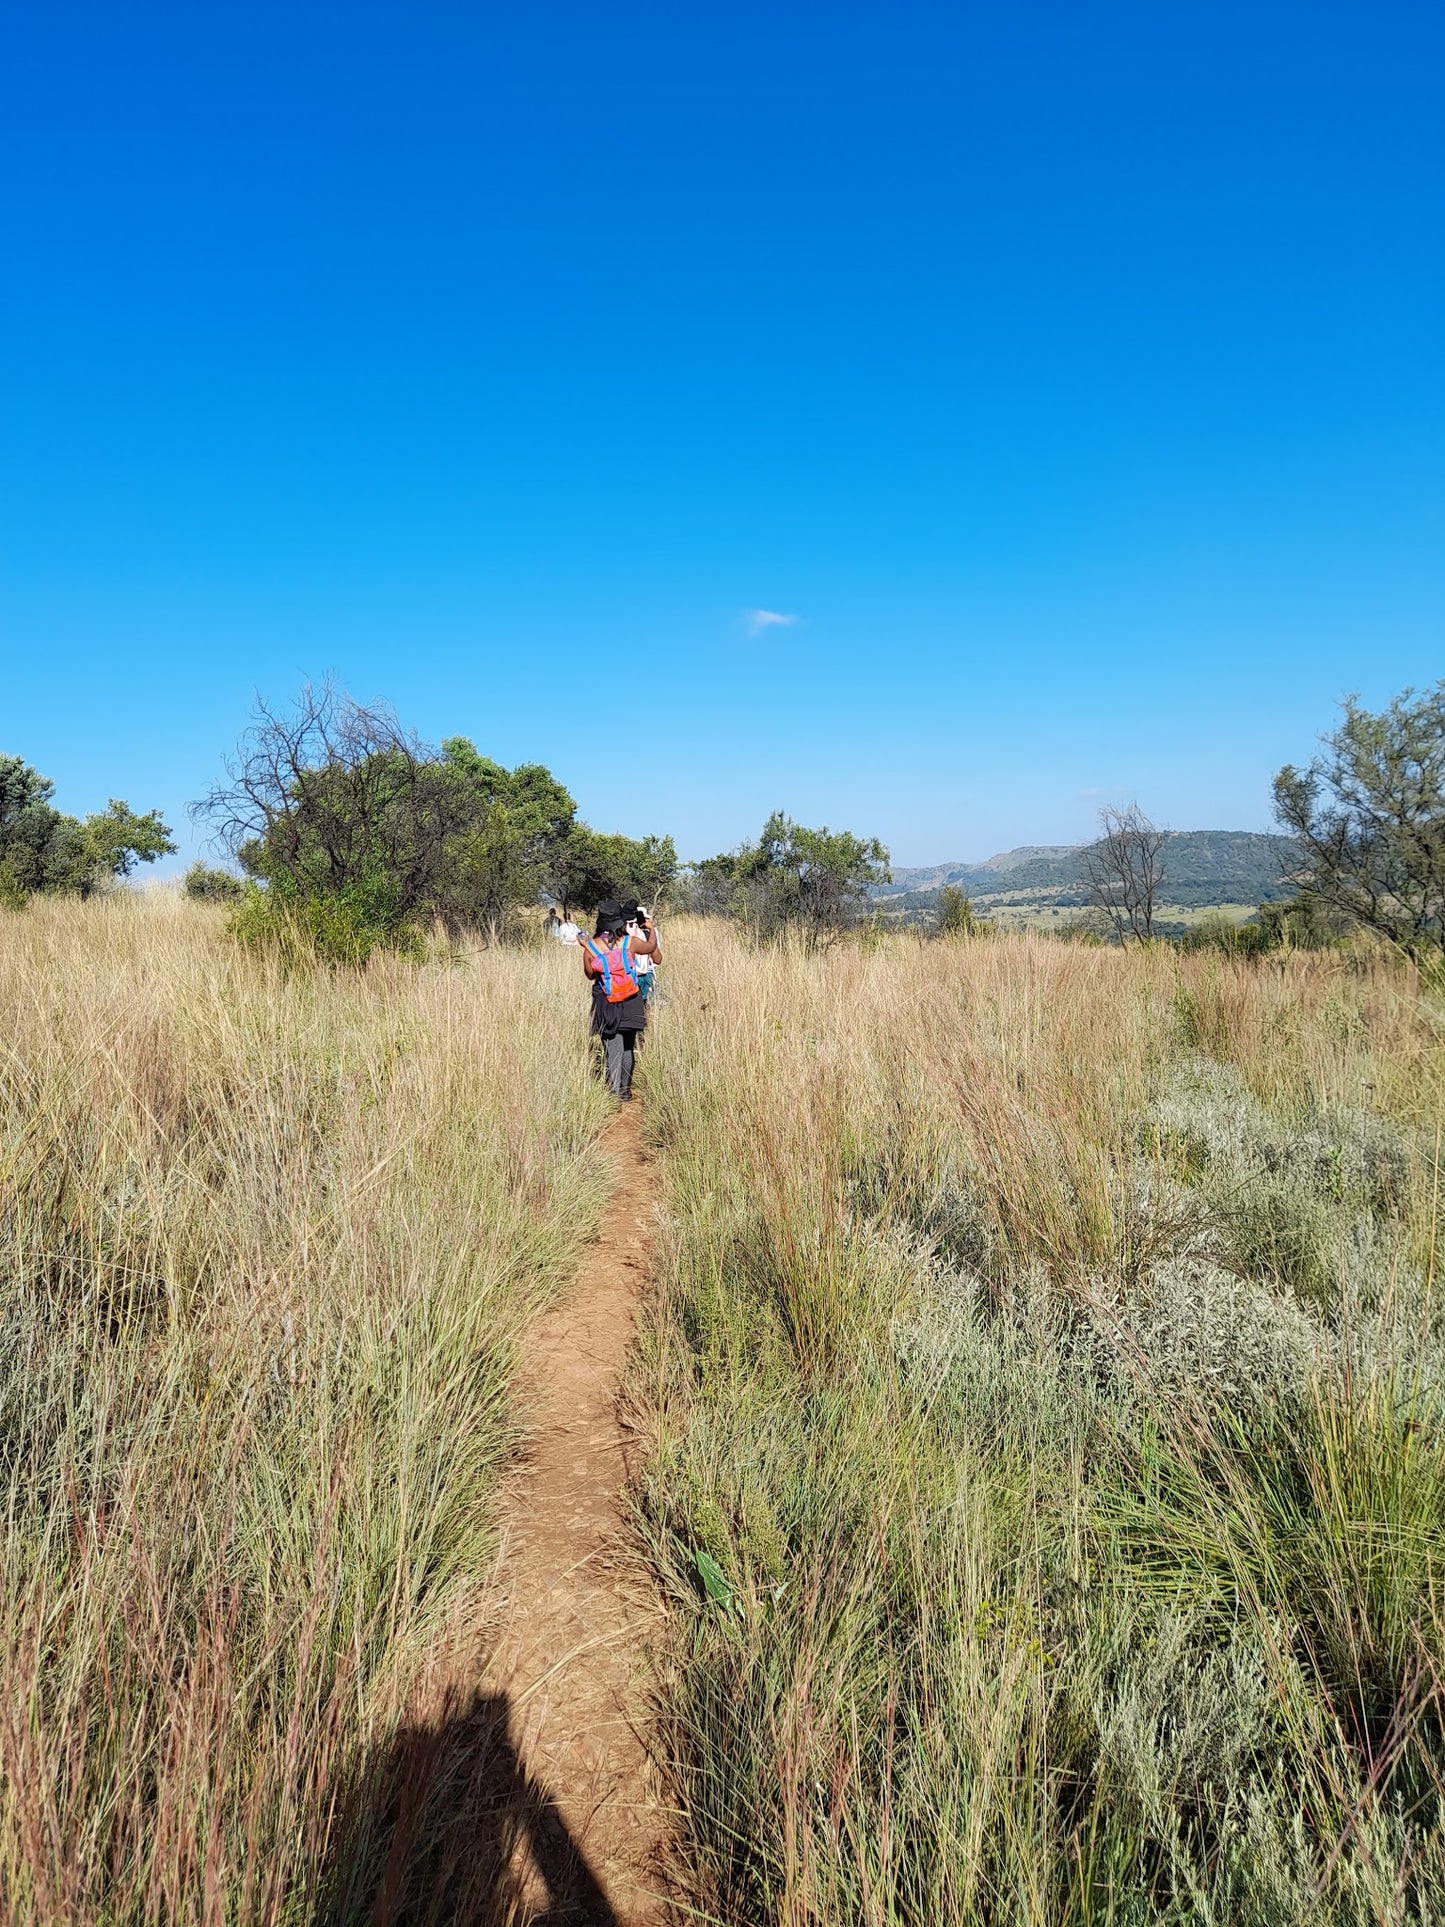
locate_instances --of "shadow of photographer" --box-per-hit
[320,1687,619,1926]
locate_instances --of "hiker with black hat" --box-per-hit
[580,901,658,1099]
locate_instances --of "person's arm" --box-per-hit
[628,929,660,961]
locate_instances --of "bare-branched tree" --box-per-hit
[195,681,462,916]
[1078,804,1167,943]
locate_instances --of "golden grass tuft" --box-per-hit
[0,893,613,1921]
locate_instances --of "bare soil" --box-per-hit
[475,1100,670,1923]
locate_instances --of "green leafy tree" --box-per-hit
[554,827,677,917]
[1273,683,1445,957]
[1177,895,1353,957]
[183,862,244,902]
[687,812,890,939]
[438,740,580,926]
[676,851,740,917]
[935,884,988,937]
[440,745,577,873]
[742,812,890,937]
[1177,909,1259,956]
[0,755,173,903]
[77,801,174,882]
[1237,890,1349,953]
[0,756,63,901]
[199,687,674,952]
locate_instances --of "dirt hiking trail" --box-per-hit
[478,1099,670,1923]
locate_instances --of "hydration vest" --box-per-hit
[581,934,640,1004]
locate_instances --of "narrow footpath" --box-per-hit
[479,1100,669,1924]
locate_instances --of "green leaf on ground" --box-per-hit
[694,1547,733,1608]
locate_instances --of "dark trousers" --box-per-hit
[603,1031,639,1096]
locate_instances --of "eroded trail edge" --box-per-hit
[481,1101,668,1923]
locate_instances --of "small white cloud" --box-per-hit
[744,608,803,638]
[1073,786,1106,803]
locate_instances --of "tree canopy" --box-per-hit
[0,756,173,905]
[199,686,674,951]
[1273,683,1445,957]
[680,811,890,938]
[556,828,677,917]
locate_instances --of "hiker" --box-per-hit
[555,911,580,945]
[581,902,658,1099]
[626,903,661,1005]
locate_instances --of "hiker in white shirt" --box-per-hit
[626,904,660,1003]
[555,915,581,945]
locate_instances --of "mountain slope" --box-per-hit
[878,831,1294,919]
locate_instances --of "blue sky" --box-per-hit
[2,1,1441,868]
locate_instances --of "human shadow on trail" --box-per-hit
[319,1688,619,1926]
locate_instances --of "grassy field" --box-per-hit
[0,895,613,1923]
[980,901,1261,933]
[881,901,1261,934]
[633,921,1445,1925]
[9,898,1445,1924]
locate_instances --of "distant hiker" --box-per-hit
[581,903,658,1099]
[543,907,561,939]
[555,913,581,945]
[627,904,661,1004]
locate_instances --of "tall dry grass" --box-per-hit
[0,894,613,1923]
[633,922,1445,1925]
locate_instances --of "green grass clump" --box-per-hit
[633,924,1445,1924]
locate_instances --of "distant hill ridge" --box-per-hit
[878,830,1294,915]
[978,844,1080,873]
